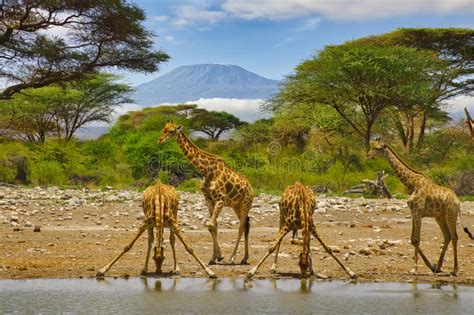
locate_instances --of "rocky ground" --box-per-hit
[1,184,474,285]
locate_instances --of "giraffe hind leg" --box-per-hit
[141,227,154,276]
[170,230,180,275]
[446,214,459,276]
[433,216,451,273]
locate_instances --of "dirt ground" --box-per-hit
[1,186,474,285]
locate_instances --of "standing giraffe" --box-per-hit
[96,180,216,278]
[159,122,254,265]
[247,182,356,278]
[367,139,473,275]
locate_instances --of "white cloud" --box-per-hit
[294,17,321,32]
[184,98,269,122]
[221,0,474,21]
[444,95,474,119]
[164,35,177,43]
[171,4,226,28]
[152,15,170,22]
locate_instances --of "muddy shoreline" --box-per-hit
[1,186,474,285]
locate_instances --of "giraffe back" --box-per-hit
[279,182,316,230]
[202,161,254,208]
[142,181,179,226]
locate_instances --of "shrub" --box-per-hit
[31,160,65,186]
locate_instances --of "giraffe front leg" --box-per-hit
[170,225,217,278]
[310,224,356,279]
[207,200,224,264]
[270,241,281,273]
[247,226,290,278]
[410,216,435,274]
[96,222,150,277]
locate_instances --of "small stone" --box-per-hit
[359,248,371,256]
[33,226,41,232]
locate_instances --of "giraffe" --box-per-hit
[159,122,254,265]
[367,139,473,275]
[96,180,216,278]
[247,182,356,278]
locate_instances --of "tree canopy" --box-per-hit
[356,28,474,150]
[269,42,440,151]
[190,109,243,140]
[0,73,131,143]
[0,0,169,99]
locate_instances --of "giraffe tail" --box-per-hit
[458,203,474,240]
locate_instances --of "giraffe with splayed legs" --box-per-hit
[247,182,356,278]
[96,180,216,278]
[159,122,254,265]
[368,139,473,276]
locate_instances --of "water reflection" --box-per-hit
[0,278,473,314]
[411,282,459,300]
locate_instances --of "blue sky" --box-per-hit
[122,0,474,86]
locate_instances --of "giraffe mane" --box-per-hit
[385,145,425,176]
[178,130,225,162]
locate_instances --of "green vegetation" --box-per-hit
[0,27,473,197]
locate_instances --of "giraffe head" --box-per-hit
[298,252,310,278]
[159,121,183,144]
[367,138,387,159]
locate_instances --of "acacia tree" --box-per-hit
[0,0,169,99]
[52,73,131,141]
[1,73,131,142]
[356,28,474,149]
[269,42,440,152]
[190,109,242,140]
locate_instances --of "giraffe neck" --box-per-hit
[384,146,424,192]
[175,130,219,174]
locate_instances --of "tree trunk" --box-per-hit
[416,111,427,150]
[407,114,415,152]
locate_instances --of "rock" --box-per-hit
[316,273,328,279]
[33,226,41,232]
[24,221,32,227]
[359,248,372,256]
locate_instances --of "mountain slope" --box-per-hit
[131,64,279,105]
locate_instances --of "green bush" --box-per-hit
[31,160,66,186]
[0,164,15,182]
[177,178,202,192]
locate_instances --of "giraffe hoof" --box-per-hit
[96,271,105,277]
[240,259,249,265]
[247,272,254,279]
[140,270,148,276]
[208,260,217,265]
[173,269,181,276]
[217,256,225,262]
[208,272,217,279]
